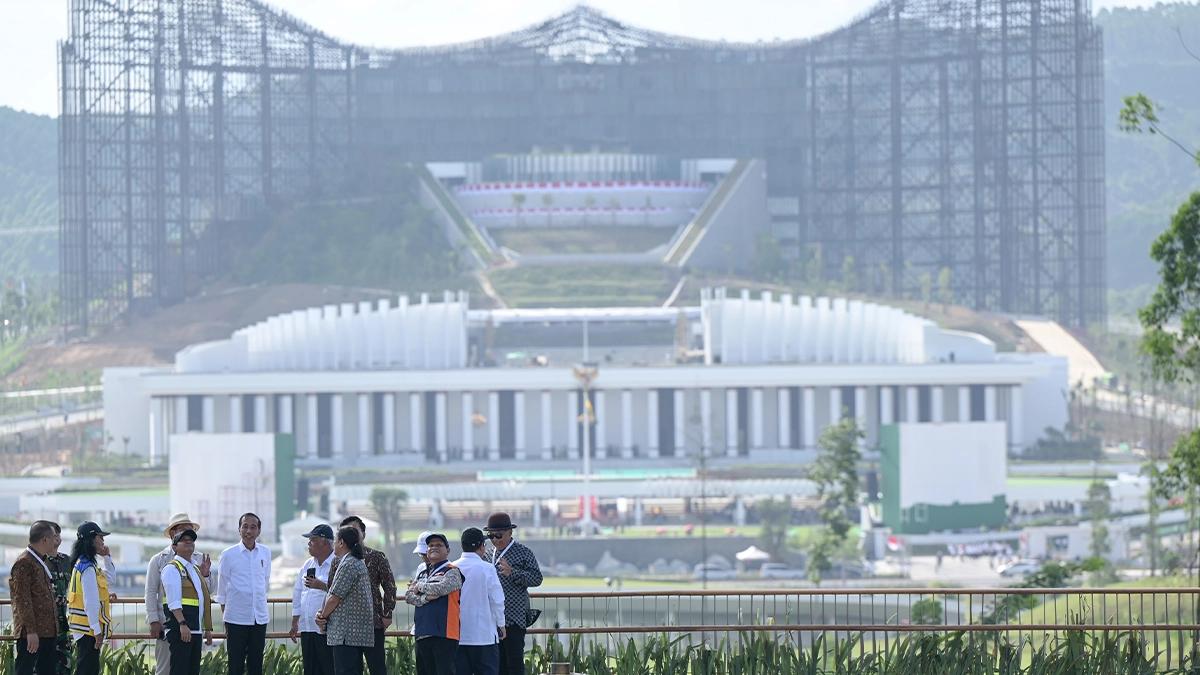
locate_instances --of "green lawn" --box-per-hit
[487,265,680,308]
[490,227,674,255]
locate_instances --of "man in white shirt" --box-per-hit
[453,528,505,675]
[146,513,214,675]
[289,525,336,675]
[216,513,271,675]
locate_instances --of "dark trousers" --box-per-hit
[331,645,369,675]
[364,628,387,675]
[498,625,526,675]
[226,623,267,675]
[415,637,457,675]
[16,634,59,675]
[72,636,101,675]
[300,632,335,675]
[455,644,498,675]
[166,628,202,675]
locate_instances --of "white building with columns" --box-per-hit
[103,288,1067,466]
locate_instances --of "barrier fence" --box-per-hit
[1,589,1198,666]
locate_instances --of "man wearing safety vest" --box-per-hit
[65,522,112,675]
[160,529,213,675]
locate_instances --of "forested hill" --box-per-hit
[0,106,57,280]
[1098,2,1200,290]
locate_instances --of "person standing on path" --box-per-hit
[454,528,506,675]
[161,529,214,675]
[328,516,396,675]
[484,513,542,675]
[290,525,337,675]
[404,533,463,675]
[12,521,64,675]
[65,522,113,675]
[146,514,214,675]
[315,527,375,675]
[216,513,271,675]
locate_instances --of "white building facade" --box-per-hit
[103,289,1068,466]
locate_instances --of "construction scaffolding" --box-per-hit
[59,0,1104,334]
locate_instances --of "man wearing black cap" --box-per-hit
[161,529,213,675]
[483,513,542,675]
[404,533,463,675]
[453,528,505,675]
[290,525,336,675]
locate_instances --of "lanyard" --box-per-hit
[492,542,513,565]
[26,548,52,580]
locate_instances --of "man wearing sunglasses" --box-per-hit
[483,513,542,675]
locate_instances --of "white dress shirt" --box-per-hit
[161,555,205,634]
[216,541,272,625]
[291,554,333,634]
[452,552,505,646]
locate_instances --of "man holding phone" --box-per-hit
[290,525,336,675]
[146,514,214,675]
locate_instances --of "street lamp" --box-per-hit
[572,362,598,536]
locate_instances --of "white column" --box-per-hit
[906,386,920,423]
[646,390,659,458]
[984,386,997,422]
[674,390,685,452]
[700,390,712,452]
[594,391,607,459]
[279,396,293,434]
[306,395,318,457]
[409,393,422,451]
[880,387,895,425]
[621,390,633,458]
[540,392,552,460]
[958,386,971,422]
[253,396,267,434]
[382,394,395,453]
[725,389,739,456]
[751,389,764,448]
[829,387,842,425]
[777,388,790,448]
[1009,386,1024,452]
[462,393,475,461]
[358,394,371,456]
[435,393,448,460]
[931,386,945,423]
[149,398,163,464]
[567,391,579,457]
[854,386,867,431]
[802,387,815,449]
[202,397,214,433]
[175,397,189,433]
[488,392,500,460]
[230,396,243,433]
[331,394,344,457]
[514,392,526,460]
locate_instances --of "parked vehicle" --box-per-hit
[692,563,736,581]
[998,559,1041,577]
[759,563,806,579]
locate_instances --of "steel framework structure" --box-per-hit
[59,0,1104,334]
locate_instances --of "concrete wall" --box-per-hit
[685,159,769,274]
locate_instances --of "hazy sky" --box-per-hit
[0,0,1161,117]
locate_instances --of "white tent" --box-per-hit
[735,545,771,562]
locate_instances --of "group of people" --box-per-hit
[8,510,541,675]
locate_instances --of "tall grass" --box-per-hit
[0,631,1190,674]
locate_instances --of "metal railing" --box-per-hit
[2,588,1198,664]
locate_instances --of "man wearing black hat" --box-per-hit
[483,513,542,675]
[290,525,337,675]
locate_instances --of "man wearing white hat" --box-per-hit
[145,514,215,675]
[412,531,433,581]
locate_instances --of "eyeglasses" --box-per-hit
[487,533,504,539]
